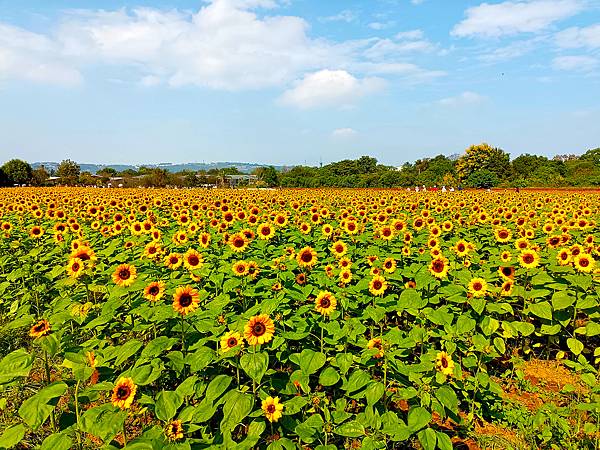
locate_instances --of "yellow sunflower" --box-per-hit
[315,291,337,316]
[111,377,137,409]
[262,396,284,423]
[244,314,275,346]
[172,285,200,315]
[144,281,166,302]
[369,275,387,296]
[435,351,454,376]
[112,264,137,287]
[220,331,244,353]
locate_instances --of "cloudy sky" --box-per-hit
[0,0,599,166]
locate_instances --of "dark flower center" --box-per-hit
[252,322,266,336]
[179,293,192,307]
[188,256,199,266]
[149,286,159,295]
[119,269,130,279]
[228,338,238,347]
[116,386,130,399]
[267,404,276,413]
[320,298,331,308]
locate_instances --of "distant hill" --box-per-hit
[31,161,288,174]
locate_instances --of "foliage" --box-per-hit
[56,160,81,185]
[0,187,598,449]
[466,169,499,188]
[1,159,32,186]
[456,143,511,182]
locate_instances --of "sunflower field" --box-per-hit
[0,187,599,450]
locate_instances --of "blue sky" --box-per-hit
[0,0,599,166]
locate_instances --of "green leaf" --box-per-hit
[40,433,72,450]
[284,396,309,415]
[205,375,232,403]
[220,391,253,433]
[335,353,353,375]
[240,352,269,384]
[398,289,427,310]
[342,370,371,394]
[155,390,183,421]
[318,367,340,386]
[80,404,127,443]
[567,338,584,356]
[364,382,385,405]
[114,339,143,366]
[188,346,215,372]
[435,386,458,414]
[19,381,68,429]
[417,428,437,450]
[529,301,552,321]
[455,315,476,335]
[298,349,326,376]
[334,420,365,437]
[0,424,26,449]
[407,407,431,433]
[436,431,453,450]
[551,291,575,311]
[0,349,34,384]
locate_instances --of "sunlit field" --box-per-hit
[0,187,599,450]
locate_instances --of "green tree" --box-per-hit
[467,169,499,188]
[257,166,279,187]
[97,167,118,177]
[511,154,548,179]
[57,159,81,185]
[1,159,32,185]
[31,166,49,186]
[456,143,510,182]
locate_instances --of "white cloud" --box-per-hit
[395,29,424,40]
[319,10,356,23]
[552,55,598,72]
[452,0,583,38]
[555,24,600,48]
[279,70,385,109]
[438,91,487,106]
[0,23,81,85]
[331,128,358,138]
[368,21,395,30]
[478,38,541,62]
[0,0,442,92]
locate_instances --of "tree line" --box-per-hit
[1,144,599,188]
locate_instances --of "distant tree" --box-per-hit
[57,159,81,185]
[221,167,242,175]
[379,170,403,187]
[79,172,99,186]
[257,166,279,187]
[511,154,548,179]
[142,168,169,187]
[119,168,139,177]
[356,156,378,173]
[0,168,8,187]
[581,148,600,166]
[467,169,499,188]
[456,143,510,182]
[31,165,49,186]
[1,159,32,185]
[97,167,118,177]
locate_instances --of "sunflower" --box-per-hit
[321,224,333,237]
[379,226,394,241]
[468,278,488,298]
[29,225,44,239]
[500,251,512,263]
[257,223,275,240]
[228,233,249,253]
[172,285,200,315]
[518,249,540,269]
[247,261,260,279]
[198,232,211,248]
[573,254,595,273]
[315,291,337,316]
[112,264,137,287]
[244,314,275,346]
[232,261,249,277]
[435,351,454,376]
[382,258,397,274]
[556,249,571,266]
[494,227,512,243]
[143,242,163,260]
[183,249,204,271]
[30,319,50,338]
[111,377,137,409]
[429,257,449,279]
[220,331,244,353]
[339,268,353,285]
[165,419,184,441]
[330,240,347,258]
[367,338,384,359]
[454,240,469,257]
[369,275,388,296]
[262,396,284,423]
[500,279,514,296]
[165,253,182,270]
[144,281,166,302]
[498,266,515,279]
[66,257,84,278]
[297,246,317,268]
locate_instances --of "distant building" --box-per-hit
[222,174,258,188]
